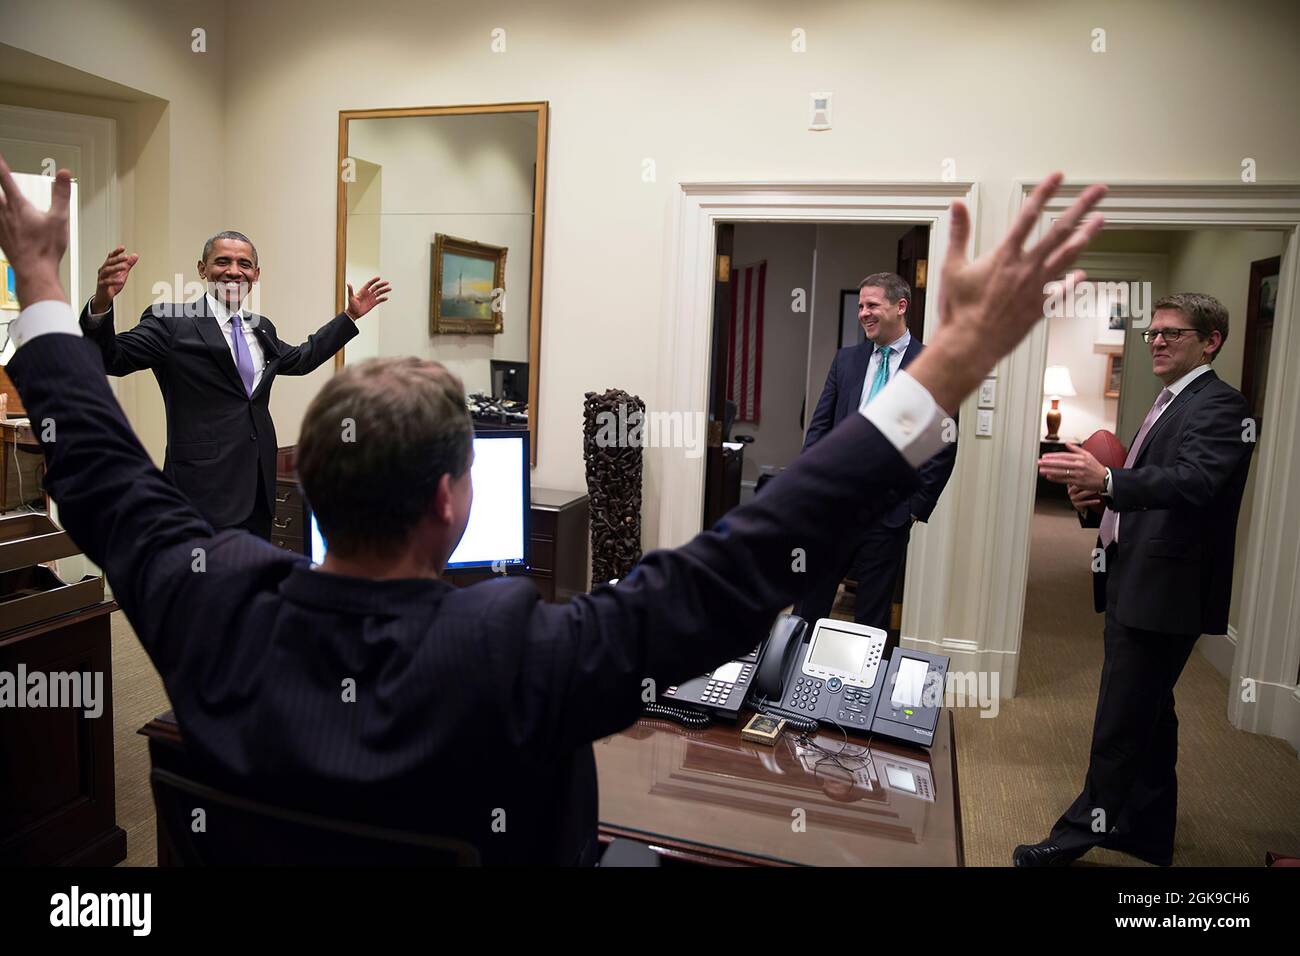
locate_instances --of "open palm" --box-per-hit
[346,276,392,320]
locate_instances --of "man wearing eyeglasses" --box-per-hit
[1024,293,1255,867]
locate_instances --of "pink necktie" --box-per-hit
[1099,387,1173,548]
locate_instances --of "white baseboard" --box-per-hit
[1196,628,1237,680]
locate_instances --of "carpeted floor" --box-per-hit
[948,496,1300,867]
[107,500,1300,866]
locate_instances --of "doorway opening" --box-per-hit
[701,219,931,644]
[1021,226,1288,698]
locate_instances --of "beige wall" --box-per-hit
[5,0,1300,585]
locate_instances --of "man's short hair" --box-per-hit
[858,272,911,304]
[1153,292,1229,361]
[202,230,258,266]
[298,358,473,558]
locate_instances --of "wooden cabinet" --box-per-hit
[0,601,124,865]
[271,477,306,555]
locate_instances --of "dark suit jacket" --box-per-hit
[1083,368,1253,635]
[10,331,921,865]
[804,337,957,527]
[78,298,357,527]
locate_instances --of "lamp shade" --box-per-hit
[1043,365,1077,398]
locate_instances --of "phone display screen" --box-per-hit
[807,627,869,675]
[891,657,930,708]
[712,661,743,683]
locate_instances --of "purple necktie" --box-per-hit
[1099,387,1173,548]
[228,314,254,396]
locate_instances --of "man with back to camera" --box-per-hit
[798,273,958,656]
[0,155,1105,864]
[1025,292,1255,867]
[79,235,391,538]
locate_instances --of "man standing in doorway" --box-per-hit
[797,272,958,655]
[79,234,390,538]
[1027,293,1255,866]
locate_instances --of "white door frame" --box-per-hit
[657,180,978,662]
[1003,181,1300,750]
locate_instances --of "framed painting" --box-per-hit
[1241,255,1280,421]
[0,257,17,309]
[1104,352,1123,399]
[430,234,507,335]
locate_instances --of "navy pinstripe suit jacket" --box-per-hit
[10,332,919,864]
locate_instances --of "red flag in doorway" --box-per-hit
[727,261,765,423]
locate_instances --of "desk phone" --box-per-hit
[750,614,949,748]
[648,613,948,749]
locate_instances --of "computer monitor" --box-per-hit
[308,429,530,571]
[490,360,529,404]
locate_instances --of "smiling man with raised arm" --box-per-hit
[78,235,390,538]
[0,156,1104,865]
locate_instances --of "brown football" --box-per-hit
[1080,429,1128,515]
[1082,429,1127,469]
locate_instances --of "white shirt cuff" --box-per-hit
[860,370,947,469]
[11,299,82,351]
[85,296,111,325]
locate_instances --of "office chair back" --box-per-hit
[150,767,481,866]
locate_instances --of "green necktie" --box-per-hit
[865,345,893,406]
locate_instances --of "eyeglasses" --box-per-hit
[1141,327,1204,344]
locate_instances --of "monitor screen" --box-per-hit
[309,430,530,571]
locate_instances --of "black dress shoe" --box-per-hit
[1012,840,1088,867]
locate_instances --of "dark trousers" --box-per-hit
[794,520,911,658]
[233,469,273,541]
[1048,552,1199,858]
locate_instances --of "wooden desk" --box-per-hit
[139,708,961,867]
[596,711,962,866]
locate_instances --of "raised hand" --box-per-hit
[345,276,392,320]
[91,246,140,313]
[910,173,1107,413]
[0,152,72,307]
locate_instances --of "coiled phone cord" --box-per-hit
[748,696,820,734]
[642,702,713,729]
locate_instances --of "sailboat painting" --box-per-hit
[430,234,507,335]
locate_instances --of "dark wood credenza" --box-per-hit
[0,600,125,866]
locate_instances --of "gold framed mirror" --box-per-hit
[335,102,548,464]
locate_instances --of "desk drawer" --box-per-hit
[271,532,303,555]
[528,534,554,573]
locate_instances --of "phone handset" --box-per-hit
[749,612,820,732]
[752,613,808,701]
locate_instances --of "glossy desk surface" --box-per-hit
[596,710,962,866]
[141,708,961,866]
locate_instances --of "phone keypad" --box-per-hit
[836,687,873,727]
[787,677,823,711]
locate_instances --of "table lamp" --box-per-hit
[1043,365,1077,441]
